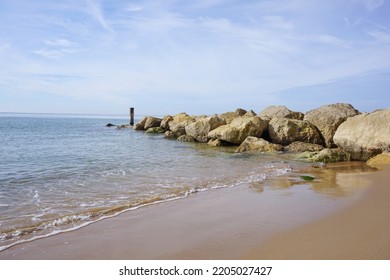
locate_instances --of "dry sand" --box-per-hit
[0,163,388,260]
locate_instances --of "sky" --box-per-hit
[0,0,389,116]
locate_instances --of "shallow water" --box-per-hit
[0,113,374,252]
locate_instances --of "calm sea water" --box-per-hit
[0,113,369,252]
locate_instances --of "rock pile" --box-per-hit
[133,104,390,164]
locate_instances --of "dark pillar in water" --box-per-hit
[130,107,134,126]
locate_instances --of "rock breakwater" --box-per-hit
[133,104,390,164]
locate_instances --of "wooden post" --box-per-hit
[129,107,134,126]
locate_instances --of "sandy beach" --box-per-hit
[0,162,388,260]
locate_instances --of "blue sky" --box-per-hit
[0,0,389,116]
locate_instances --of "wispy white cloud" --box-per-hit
[198,16,297,56]
[44,38,78,47]
[364,0,384,12]
[366,30,390,43]
[85,0,112,31]
[126,5,143,12]
[310,34,351,49]
[261,16,295,30]
[32,48,80,59]
[199,17,234,34]
[32,38,80,59]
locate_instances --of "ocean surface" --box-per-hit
[0,113,370,252]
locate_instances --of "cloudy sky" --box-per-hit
[0,0,389,116]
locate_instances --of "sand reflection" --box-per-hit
[261,162,377,198]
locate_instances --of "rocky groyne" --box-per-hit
[133,103,390,164]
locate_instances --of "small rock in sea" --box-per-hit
[116,124,130,129]
[106,123,116,127]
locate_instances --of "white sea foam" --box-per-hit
[0,165,295,253]
[0,189,194,252]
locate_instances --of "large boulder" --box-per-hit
[304,103,360,147]
[160,115,173,130]
[235,108,247,116]
[168,122,188,137]
[185,115,226,143]
[144,116,162,130]
[218,111,241,124]
[193,114,208,121]
[134,116,162,130]
[244,110,257,117]
[134,116,148,130]
[172,112,195,123]
[208,116,267,145]
[333,109,390,161]
[235,136,283,153]
[258,105,304,121]
[268,118,324,146]
[167,113,196,138]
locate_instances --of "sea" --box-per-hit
[0,113,372,252]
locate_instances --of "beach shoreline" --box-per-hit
[0,161,386,260]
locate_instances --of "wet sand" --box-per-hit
[0,163,386,260]
[248,165,390,259]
